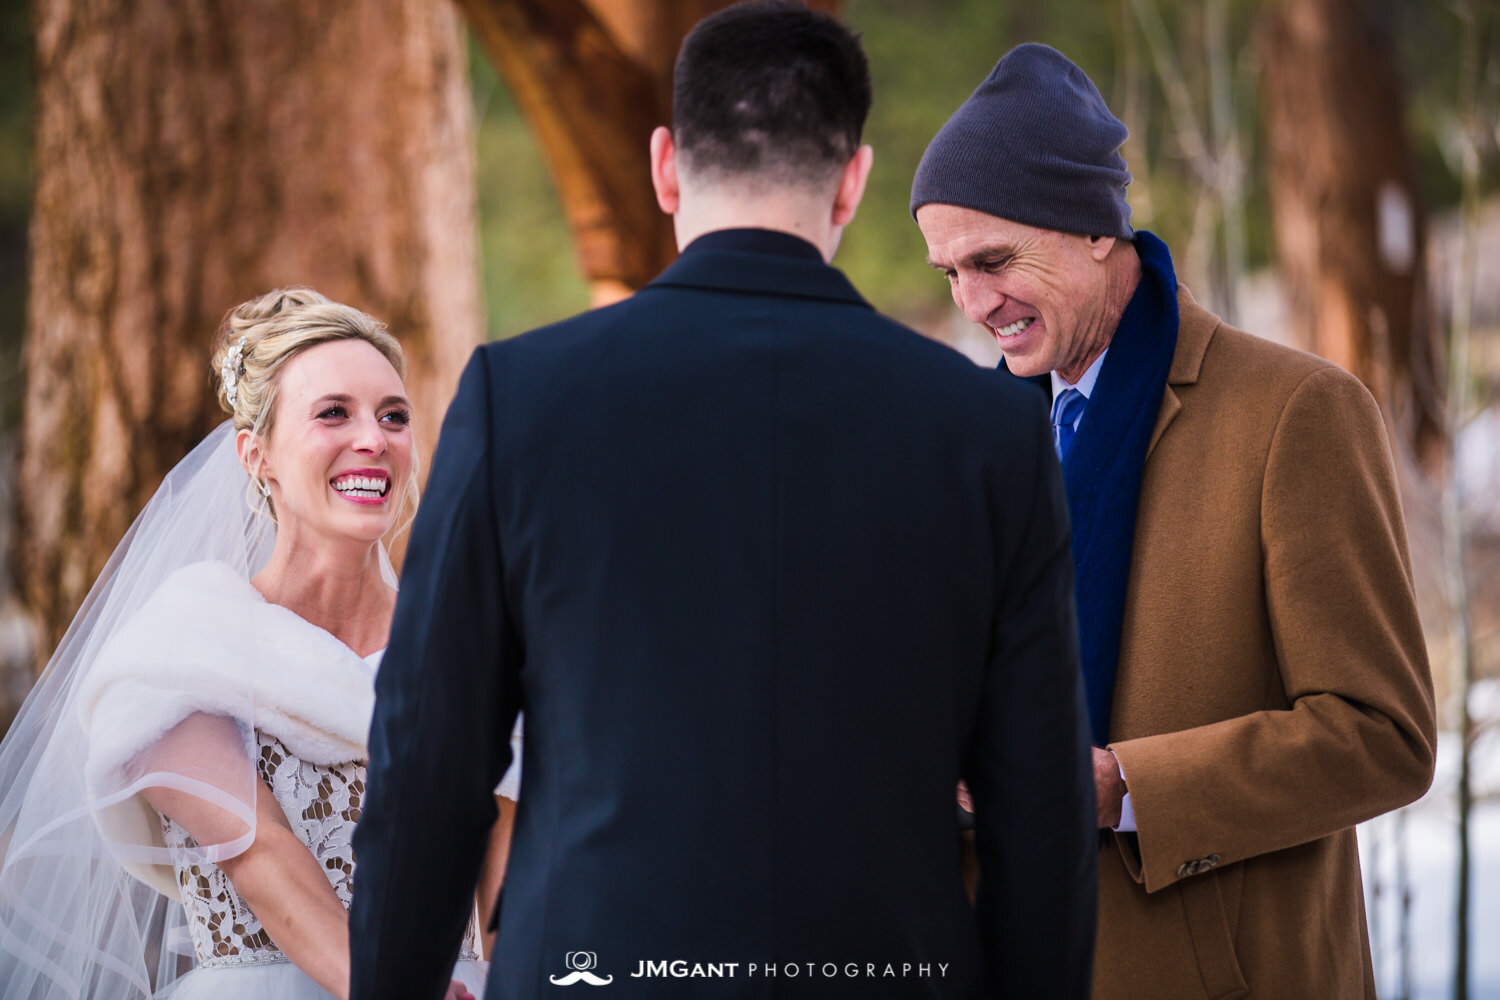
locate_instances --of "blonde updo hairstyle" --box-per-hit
[210,287,420,534]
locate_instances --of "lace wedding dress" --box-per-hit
[161,732,487,998]
[80,562,489,999]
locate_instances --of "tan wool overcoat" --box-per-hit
[1093,289,1437,999]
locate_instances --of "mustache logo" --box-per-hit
[549,970,615,986]
[551,951,613,986]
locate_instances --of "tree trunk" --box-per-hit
[457,0,842,305]
[1257,0,1443,470]
[17,0,482,665]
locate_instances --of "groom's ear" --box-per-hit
[650,126,681,216]
[831,144,874,228]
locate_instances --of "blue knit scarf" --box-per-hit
[1014,232,1178,746]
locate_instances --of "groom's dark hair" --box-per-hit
[672,0,872,187]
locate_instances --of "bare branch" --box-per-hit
[1128,0,1215,181]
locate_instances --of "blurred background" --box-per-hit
[0,0,1495,996]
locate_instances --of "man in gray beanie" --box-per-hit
[914,43,1436,999]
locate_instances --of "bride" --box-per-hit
[0,288,488,999]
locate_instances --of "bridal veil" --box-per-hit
[0,423,273,999]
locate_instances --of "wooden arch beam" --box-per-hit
[457,0,844,304]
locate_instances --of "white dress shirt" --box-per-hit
[1049,348,1108,409]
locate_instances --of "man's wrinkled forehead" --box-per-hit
[917,203,1047,267]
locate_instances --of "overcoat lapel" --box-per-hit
[1146,286,1219,459]
[1147,388,1180,459]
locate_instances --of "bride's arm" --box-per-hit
[135,712,476,1000]
[476,795,516,957]
[145,777,353,999]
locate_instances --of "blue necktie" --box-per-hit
[1051,387,1087,460]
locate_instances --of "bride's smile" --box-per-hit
[330,469,392,504]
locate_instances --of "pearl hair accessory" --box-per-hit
[221,336,248,406]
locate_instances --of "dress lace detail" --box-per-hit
[163,732,483,969]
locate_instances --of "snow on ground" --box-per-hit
[1361,681,1500,998]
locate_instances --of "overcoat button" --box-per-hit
[1176,855,1222,878]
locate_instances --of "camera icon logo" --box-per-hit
[550,950,613,986]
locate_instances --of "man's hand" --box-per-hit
[1092,747,1127,829]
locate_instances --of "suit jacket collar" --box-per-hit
[646,228,873,309]
[1148,285,1221,456]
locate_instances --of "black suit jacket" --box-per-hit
[349,229,1095,999]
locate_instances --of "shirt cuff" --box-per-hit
[494,716,524,800]
[1111,754,1136,832]
[1114,791,1136,832]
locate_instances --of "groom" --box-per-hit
[350,3,1094,998]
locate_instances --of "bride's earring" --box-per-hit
[256,478,271,497]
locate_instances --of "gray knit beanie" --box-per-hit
[910,43,1133,239]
